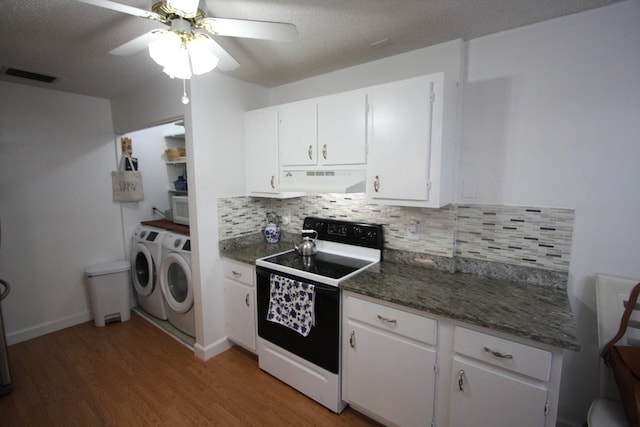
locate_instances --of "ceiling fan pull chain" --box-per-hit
[181,79,189,105]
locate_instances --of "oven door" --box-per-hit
[256,266,340,374]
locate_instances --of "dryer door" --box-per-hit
[159,252,193,313]
[131,242,156,297]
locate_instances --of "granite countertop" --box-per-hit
[220,239,292,265]
[220,236,580,352]
[341,262,579,351]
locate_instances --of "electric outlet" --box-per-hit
[408,219,420,241]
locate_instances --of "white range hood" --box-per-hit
[279,169,366,193]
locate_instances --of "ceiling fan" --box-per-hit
[74,0,298,78]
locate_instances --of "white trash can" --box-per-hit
[85,261,131,327]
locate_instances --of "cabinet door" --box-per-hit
[449,358,548,427]
[368,75,435,202]
[224,280,256,352]
[344,322,436,427]
[245,108,279,194]
[279,100,317,166]
[317,91,367,166]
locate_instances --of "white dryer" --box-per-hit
[130,226,168,320]
[159,232,195,337]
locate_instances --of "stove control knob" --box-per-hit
[366,230,377,241]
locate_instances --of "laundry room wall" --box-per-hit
[118,121,186,250]
[0,81,122,344]
[110,70,268,360]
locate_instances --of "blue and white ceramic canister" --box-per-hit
[264,222,280,244]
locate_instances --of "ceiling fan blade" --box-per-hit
[110,31,164,56]
[199,35,240,71]
[201,17,298,42]
[74,0,164,21]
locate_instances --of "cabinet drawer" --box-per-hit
[347,296,437,345]
[453,327,552,382]
[223,261,254,286]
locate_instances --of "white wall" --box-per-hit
[267,2,640,424]
[0,82,121,344]
[110,74,186,135]
[270,39,464,104]
[187,72,267,359]
[461,2,640,424]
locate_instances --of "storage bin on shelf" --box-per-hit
[165,147,186,161]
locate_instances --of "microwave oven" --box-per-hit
[171,195,190,225]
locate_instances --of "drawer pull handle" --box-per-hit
[245,293,250,307]
[373,175,380,192]
[377,314,397,325]
[232,271,242,278]
[484,346,513,359]
[270,175,275,189]
[349,331,356,348]
[458,369,465,391]
[308,145,313,160]
[322,144,327,160]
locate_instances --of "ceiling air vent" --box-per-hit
[4,67,57,83]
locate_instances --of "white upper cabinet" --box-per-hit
[245,72,455,198]
[317,91,367,166]
[245,107,279,195]
[279,90,368,168]
[367,72,457,208]
[278,100,317,166]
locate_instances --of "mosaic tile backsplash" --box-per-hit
[217,195,574,273]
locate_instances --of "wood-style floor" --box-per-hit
[0,313,380,426]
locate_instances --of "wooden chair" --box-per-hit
[587,273,640,426]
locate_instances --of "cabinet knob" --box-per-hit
[322,144,327,160]
[245,293,250,307]
[374,175,380,192]
[308,145,313,160]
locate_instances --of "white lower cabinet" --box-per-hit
[449,358,548,427]
[448,327,553,427]
[223,260,256,353]
[342,293,564,427]
[342,293,437,427]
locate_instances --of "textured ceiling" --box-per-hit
[0,0,623,100]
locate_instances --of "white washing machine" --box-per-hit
[130,226,168,320]
[159,232,195,337]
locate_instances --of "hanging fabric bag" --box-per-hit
[111,154,144,202]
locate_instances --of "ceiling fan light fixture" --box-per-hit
[187,36,219,75]
[148,30,218,80]
[162,44,192,79]
[148,30,181,67]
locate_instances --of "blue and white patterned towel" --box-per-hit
[267,273,315,337]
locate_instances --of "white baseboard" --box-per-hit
[6,311,92,345]
[193,336,232,361]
